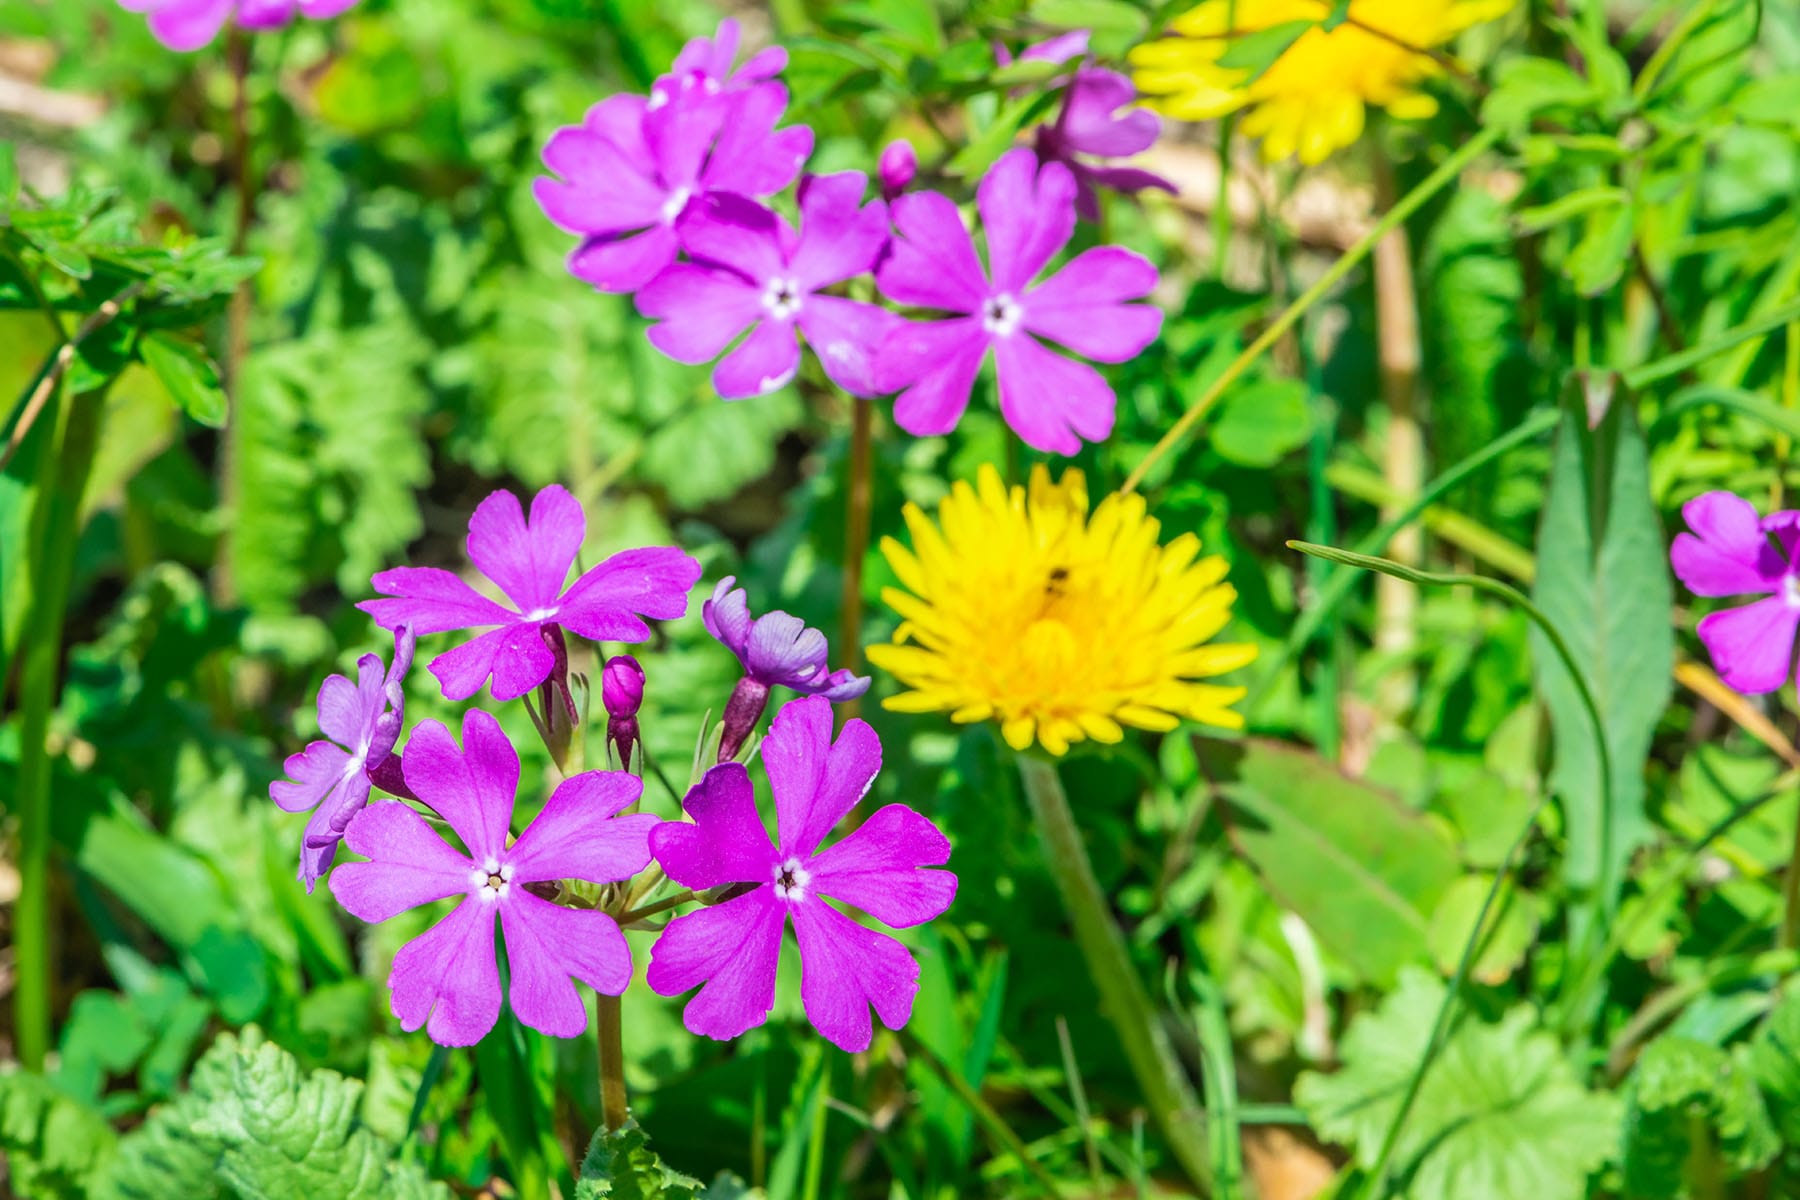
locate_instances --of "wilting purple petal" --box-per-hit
[808,804,957,928]
[500,894,633,1036]
[763,698,881,860]
[506,771,656,885]
[651,762,779,890]
[388,897,502,1047]
[790,898,921,1053]
[646,887,786,1042]
[702,579,869,699]
[331,802,472,923]
[1697,597,1800,694]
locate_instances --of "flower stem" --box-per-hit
[214,28,258,606]
[617,888,692,927]
[1016,755,1213,1194]
[596,991,628,1131]
[1123,124,1504,494]
[14,385,107,1070]
[839,394,873,714]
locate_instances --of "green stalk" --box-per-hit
[1124,124,1504,494]
[1017,754,1213,1193]
[14,384,107,1070]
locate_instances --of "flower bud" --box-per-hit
[878,140,916,200]
[602,655,645,772]
[602,655,645,719]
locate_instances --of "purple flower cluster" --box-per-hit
[1672,491,1800,698]
[534,20,1171,455]
[271,483,952,1052]
[118,0,359,51]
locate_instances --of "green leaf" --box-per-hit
[1529,382,1672,939]
[639,390,804,510]
[1200,739,1461,985]
[1621,1037,1779,1196]
[97,1027,453,1200]
[1744,989,1800,1144]
[1295,969,1619,1199]
[1210,376,1312,467]
[1483,57,1597,131]
[1565,202,1636,296]
[0,1069,118,1197]
[576,1121,703,1200]
[138,331,226,427]
[1425,874,1541,984]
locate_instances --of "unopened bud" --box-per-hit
[878,140,916,200]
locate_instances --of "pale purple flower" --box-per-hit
[1037,69,1176,222]
[117,0,359,52]
[878,141,916,200]
[1671,491,1800,697]
[647,697,956,1052]
[996,29,1091,68]
[360,485,701,703]
[533,47,813,294]
[271,625,413,892]
[636,173,895,398]
[332,710,657,1047]
[667,17,787,92]
[875,148,1163,454]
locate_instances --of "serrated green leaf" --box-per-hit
[0,1069,117,1198]
[1295,969,1619,1200]
[1745,989,1800,1144]
[576,1121,703,1200]
[1622,1036,1779,1196]
[139,331,226,427]
[1483,57,1597,130]
[639,390,803,510]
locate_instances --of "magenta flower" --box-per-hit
[533,52,813,294]
[331,710,657,1046]
[647,697,956,1052]
[875,147,1163,454]
[602,654,646,772]
[1038,69,1176,222]
[878,141,916,200]
[117,0,358,52]
[359,485,701,703]
[667,17,787,92]
[636,173,895,398]
[271,625,413,892]
[1671,491,1800,696]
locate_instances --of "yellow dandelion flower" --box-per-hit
[1129,0,1514,165]
[867,464,1258,757]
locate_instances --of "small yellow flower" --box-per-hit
[867,465,1257,756]
[1130,0,1514,165]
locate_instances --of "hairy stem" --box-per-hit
[14,385,107,1069]
[1016,755,1213,1193]
[596,992,628,1131]
[214,29,257,606]
[840,394,873,717]
[1371,148,1424,719]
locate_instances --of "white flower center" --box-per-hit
[772,856,812,904]
[1785,574,1800,609]
[982,293,1023,337]
[470,857,514,902]
[661,186,692,225]
[524,605,560,623]
[761,277,803,320]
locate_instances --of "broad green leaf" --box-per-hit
[1566,202,1636,296]
[1425,874,1541,984]
[1295,969,1619,1200]
[1200,739,1460,985]
[1210,376,1312,467]
[138,331,226,427]
[1529,383,1672,939]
